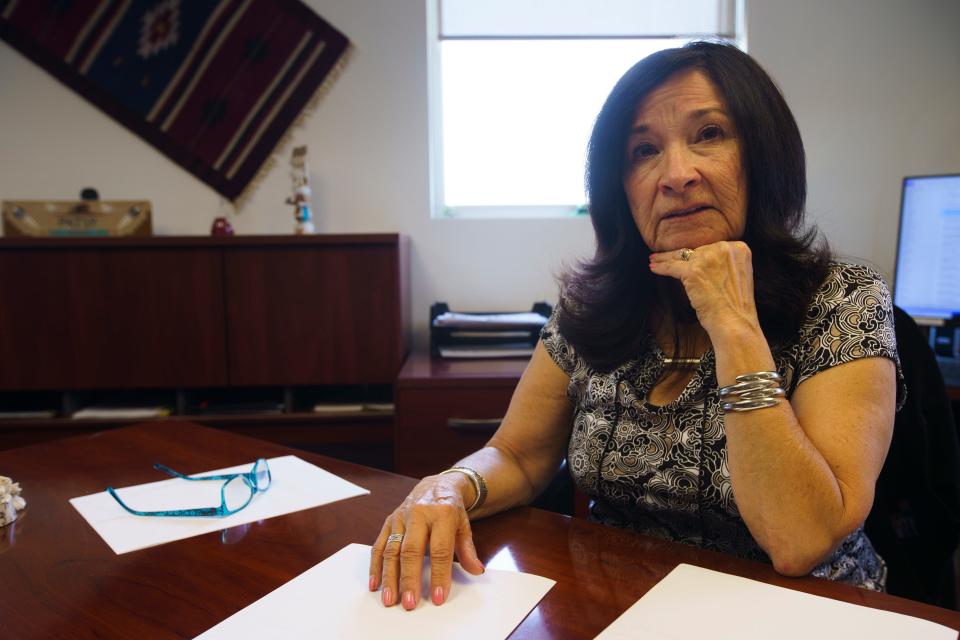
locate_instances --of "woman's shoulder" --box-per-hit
[787,261,904,405]
[541,299,654,382]
[817,262,891,298]
[800,261,894,337]
[807,262,893,314]
[540,301,583,378]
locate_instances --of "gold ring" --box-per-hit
[679,248,694,261]
[386,533,404,544]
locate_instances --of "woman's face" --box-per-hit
[622,69,747,253]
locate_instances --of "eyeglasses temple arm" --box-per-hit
[153,463,248,483]
[106,488,224,517]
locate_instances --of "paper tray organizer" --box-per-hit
[430,302,553,359]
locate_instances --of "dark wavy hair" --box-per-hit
[558,41,831,371]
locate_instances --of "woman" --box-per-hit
[370,41,904,611]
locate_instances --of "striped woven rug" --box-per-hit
[0,0,349,200]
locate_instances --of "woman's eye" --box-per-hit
[632,143,658,160]
[698,125,724,142]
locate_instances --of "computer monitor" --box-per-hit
[893,173,960,320]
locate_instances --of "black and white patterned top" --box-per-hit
[541,263,906,590]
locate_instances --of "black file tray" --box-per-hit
[430,302,552,359]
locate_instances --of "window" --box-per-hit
[429,0,743,219]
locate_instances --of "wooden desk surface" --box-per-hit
[2,421,959,639]
[398,352,530,389]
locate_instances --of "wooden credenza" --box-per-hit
[0,234,409,466]
[394,353,528,478]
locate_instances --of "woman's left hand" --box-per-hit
[648,241,760,339]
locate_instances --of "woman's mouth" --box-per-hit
[663,205,711,220]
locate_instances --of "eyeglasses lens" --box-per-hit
[255,460,271,490]
[223,475,253,512]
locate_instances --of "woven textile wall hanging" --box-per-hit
[0,0,349,200]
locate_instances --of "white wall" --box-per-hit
[747,0,960,277]
[1,0,958,349]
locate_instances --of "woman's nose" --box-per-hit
[658,147,701,194]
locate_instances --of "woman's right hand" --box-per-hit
[368,473,485,610]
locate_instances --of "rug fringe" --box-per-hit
[232,44,354,212]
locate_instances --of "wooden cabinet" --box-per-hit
[0,234,408,389]
[0,245,227,389]
[394,353,528,478]
[225,242,406,385]
[0,234,409,466]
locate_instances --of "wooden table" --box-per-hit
[2,421,959,639]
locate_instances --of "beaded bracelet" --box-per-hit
[720,371,785,413]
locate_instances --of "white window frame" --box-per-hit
[427,0,745,220]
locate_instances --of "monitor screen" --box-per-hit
[893,174,960,319]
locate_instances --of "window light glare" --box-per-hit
[440,38,688,213]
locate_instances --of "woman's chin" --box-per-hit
[656,235,724,252]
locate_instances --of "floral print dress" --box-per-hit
[541,263,906,590]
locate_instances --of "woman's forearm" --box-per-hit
[711,325,851,574]
[647,238,895,575]
[439,441,557,520]
[441,345,575,520]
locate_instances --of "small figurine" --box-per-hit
[286,145,315,234]
[211,198,236,236]
[210,216,234,236]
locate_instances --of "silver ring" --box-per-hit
[386,533,404,544]
[679,248,694,262]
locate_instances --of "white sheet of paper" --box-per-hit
[194,543,555,640]
[596,563,958,640]
[69,455,369,554]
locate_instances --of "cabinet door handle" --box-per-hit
[446,418,502,433]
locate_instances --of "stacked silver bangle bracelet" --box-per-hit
[719,371,785,412]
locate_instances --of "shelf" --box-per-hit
[0,410,393,428]
[0,383,397,472]
[0,233,404,250]
[0,383,393,421]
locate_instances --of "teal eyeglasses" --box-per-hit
[107,458,272,518]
